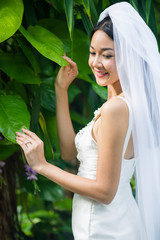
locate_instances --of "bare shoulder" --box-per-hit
[97,97,130,146]
[101,96,129,125]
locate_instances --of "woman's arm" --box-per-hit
[16,97,129,204]
[55,56,78,161]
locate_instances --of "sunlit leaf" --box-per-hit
[19,25,67,67]
[0,0,24,43]
[0,94,30,143]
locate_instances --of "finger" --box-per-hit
[21,129,41,142]
[16,138,23,145]
[16,138,28,152]
[62,56,76,67]
[16,135,33,143]
[16,132,34,143]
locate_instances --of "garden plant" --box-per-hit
[0,0,159,239]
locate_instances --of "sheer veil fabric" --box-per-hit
[98,2,160,240]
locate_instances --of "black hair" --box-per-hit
[90,16,113,40]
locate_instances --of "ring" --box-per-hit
[24,141,32,147]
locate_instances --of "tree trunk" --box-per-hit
[0,153,29,240]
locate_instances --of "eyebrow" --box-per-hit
[90,46,114,51]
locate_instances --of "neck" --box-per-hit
[107,81,122,100]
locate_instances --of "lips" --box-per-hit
[94,70,109,78]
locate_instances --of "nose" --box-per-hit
[92,56,102,68]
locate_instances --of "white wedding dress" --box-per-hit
[72,96,143,240]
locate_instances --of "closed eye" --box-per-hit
[89,52,96,56]
[103,55,113,59]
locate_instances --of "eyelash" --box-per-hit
[89,52,112,59]
[103,55,112,59]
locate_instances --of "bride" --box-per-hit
[16,2,160,239]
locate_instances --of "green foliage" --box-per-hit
[0,52,41,84]
[0,0,24,43]
[82,0,91,17]
[19,25,68,66]
[0,0,159,239]
[0,144,19,161]
[0,94,30,142]
[64,0,74,39]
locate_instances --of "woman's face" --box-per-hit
[88,30,119,87]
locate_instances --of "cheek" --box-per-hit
[104,59,117,73]
[88,56,92,68]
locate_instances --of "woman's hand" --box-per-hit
[16,129,47,173]
[55,55,79,91]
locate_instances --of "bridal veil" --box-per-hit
[98,2,160,240]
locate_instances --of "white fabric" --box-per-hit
[72,97,143,239]
[98,3,160,240]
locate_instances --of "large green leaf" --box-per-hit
[38,18,71,54]
[0,94,30,143]
[64,0,74,39]
[38,19,91,73]
[82,0,91,17]
[19,25,67,67]
[0,53,41,84]
[0,0,24,43]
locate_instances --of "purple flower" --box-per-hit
[27,175,38,181]
[0,161,5,175]
[0,161,5,168]
[24,165,38,181]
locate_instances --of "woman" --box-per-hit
[16,2,160,239]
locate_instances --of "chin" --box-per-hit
[95,78,108,87]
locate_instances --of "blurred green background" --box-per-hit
[0,0,159,239]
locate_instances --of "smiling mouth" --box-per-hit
[95,71,109,78]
